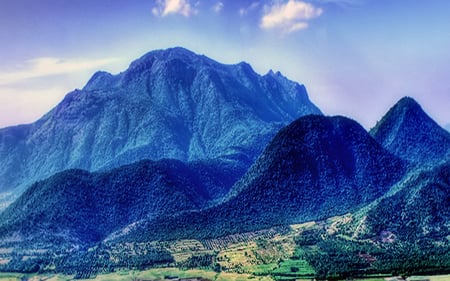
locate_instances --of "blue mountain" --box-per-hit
[363,161,450,241]
[119,115,407,241]
[370,97,450,166]
[0,47,321,207]
[0,159,245,246]
[0,115,406,247]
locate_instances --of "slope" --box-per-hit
[356,161,450,241]
[122,115,406,242]
[0,158,245,247]
[370,96,450,165]
[0,47,321,205]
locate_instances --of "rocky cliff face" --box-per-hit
[0,47,321,202]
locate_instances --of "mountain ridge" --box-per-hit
[0,47,448,277]
[117,114,407,242]
[0,95,448,278]
[370,96,450,165]
[0,158,246,246]
[0,47,321,206]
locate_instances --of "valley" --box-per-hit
[1,214,449,280]
[2,269,449,281]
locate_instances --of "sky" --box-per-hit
[0,0,449,129]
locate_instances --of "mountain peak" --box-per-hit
[0,47,321,206]
[370,96,450,164]
[391,96,422,114]
[230,114,406,201]
[143,46,199,60]
[83,70,116,91]
[123,115,406,242]
[127,47,211,70]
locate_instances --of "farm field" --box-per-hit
[1,219,448,281]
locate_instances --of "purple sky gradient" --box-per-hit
[0,0,449,129]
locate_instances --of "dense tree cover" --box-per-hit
[0,243,174,278]
[0,254,46,274]
[298,235,450,280]
[53,244,174,279]
[370,96,450,165]
[0,158,245,246]
[121,115,406,242]
[365,162,449,241]
[0,47,320,202]
[1,105,449,277]
[176,254,217,270]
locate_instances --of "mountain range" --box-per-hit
[0,47,448,279]
[0,47,320,208]
[0,114,408,246]
[118,114,407,243]
[0,158,247,246]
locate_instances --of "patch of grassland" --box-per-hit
[0,273,21,281]
[215,272,253,281]
[0,273,72,281]
[353,277,386,281]
[272,259,314,275]
[422,275,450,281]
[217,241,258,271]
[242,263,277,275]
[137,268,218,280]
[271,259,315,281]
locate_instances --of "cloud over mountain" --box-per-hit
[0,57,117,86]
[260,0,323,33]
[152,0,198,17]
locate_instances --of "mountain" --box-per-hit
[0,158,244,247]
[287,161,450,279]
[121,115,407,242]
[1,100,448,278]
[0,114,406,248]
[361,161,450,242]
[0,47,321,206]
[370,97,450,165]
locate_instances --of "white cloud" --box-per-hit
[288,21,309,32]
[0,57,119,127]
[152,0,198,17]
[239,2,260,16]
[0,57,117,86]
[260,0,323,33]
[0,86,68,127]
[213,1,224,13]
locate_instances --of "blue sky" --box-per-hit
[0,0,449,128]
